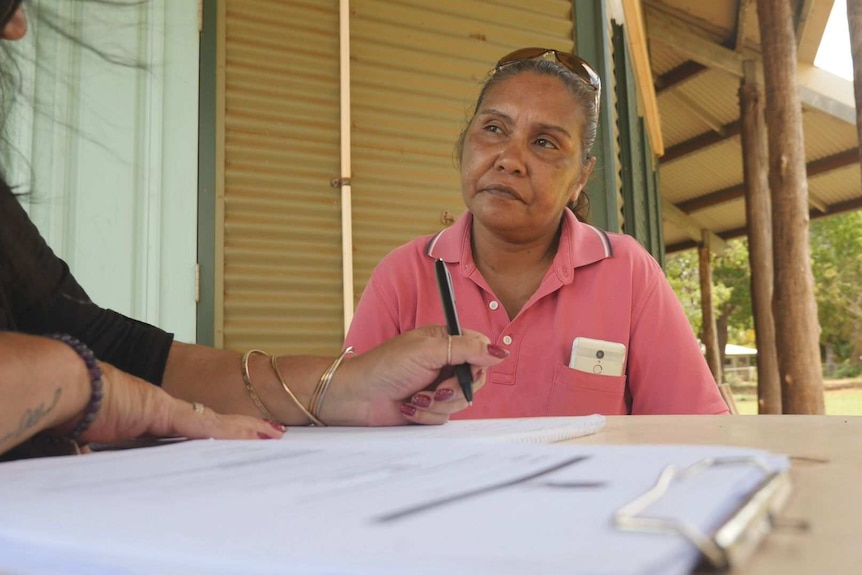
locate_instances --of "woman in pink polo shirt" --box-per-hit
[345,48,728,418]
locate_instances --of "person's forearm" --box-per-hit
[162,342,356,426]
[0,333,91,454]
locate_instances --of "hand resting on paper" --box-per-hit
[0,333,286,459]
[0,327,508,458]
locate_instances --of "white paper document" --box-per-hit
[0,433,788,575]
[284,414,606,444]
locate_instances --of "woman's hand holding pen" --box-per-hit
[320,325,509,426]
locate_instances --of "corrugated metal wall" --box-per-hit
[221,0,343,354]
[350,0,575,301]
[219,0,576,353]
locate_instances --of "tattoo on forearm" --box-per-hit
[0,388,63,447]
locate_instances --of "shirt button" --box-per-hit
[502,335,513,345]
[489,301,499,311]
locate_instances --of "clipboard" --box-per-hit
[613,456,795,571]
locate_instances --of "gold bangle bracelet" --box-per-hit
[309,346,355,421]
[270,355,325,427]
[241,349,280,422]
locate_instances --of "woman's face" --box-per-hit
[460,71,594,243]
[1,3,26,41]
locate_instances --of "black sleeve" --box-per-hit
[0,186,174,385]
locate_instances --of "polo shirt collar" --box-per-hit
[424,208,614,281]
[424,210,472,265]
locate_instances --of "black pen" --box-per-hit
[434,258,474,405]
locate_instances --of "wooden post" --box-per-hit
[699,235,722,384]
[847,0,862,175]
[739,61,782,414]
[755,0,825,414]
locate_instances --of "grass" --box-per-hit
[732,387,862,415]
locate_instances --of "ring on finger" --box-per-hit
[192,402,206,415]
[446,335,452,365]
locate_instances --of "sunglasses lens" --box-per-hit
[497,47,548,66]
[495,48,600,92]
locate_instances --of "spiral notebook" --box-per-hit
[284,414,606,445]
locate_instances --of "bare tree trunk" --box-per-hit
[717,312,729,369]
[739,61,782,414]
[848,0,862,173]
[699,243,722,383]
[755,0,825,414]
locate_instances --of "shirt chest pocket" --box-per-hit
[547,363,629,416]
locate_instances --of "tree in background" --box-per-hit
[666,240,753,368]
[667,212,862,380]
[756,0,825,414]
[810,211,862,377]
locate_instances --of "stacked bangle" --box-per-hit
[309,346,354,422]
[270,355,325,426]
[241,349,281,422]
[240,348,355,427]
[50,334,103,442]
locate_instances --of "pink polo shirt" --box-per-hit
[345,210,728,417]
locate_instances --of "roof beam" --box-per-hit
[797,64,856,123]
[661,197,727,252]
[621,0,664,156]
[660,120,741,164]
[666,194,862,254]
[646,8,744,76]
[668,90,733,137]
[674,147,859,213]
[646,5,855,124]
[734,0,753,51]
[796,0,834,64]
[655,61,708,93]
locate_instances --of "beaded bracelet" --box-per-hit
[50,334,104,442]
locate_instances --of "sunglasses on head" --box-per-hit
[495,47,602,95]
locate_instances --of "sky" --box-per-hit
[814,0,854,80]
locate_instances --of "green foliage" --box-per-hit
[665,239,752,342]
[831,361,862,379]
[810,211,862,365]
[665,249,702,334]
[666,210,862,367]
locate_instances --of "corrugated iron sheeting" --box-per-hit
[660,138,744,203]
[649,0,737,32]
[649,41,690,76]
[802,111,859,158]
[659,68,742,146]
[810,164,862,206]
[657,94,711,149]
[223,0,343,354]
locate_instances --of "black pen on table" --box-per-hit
[434,258,474,405]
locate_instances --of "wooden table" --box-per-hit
[574,415,862,574]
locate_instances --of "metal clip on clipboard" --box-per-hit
[613,456,794,571]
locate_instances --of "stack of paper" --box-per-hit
[284,414,607,444]
[0,419,788,575]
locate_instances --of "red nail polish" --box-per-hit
[487,344,510,358]
[411,394,432,408]
[434,388,455,402]
[266,420,287,432]
[400,404,417,416]
[257,432,274,440]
